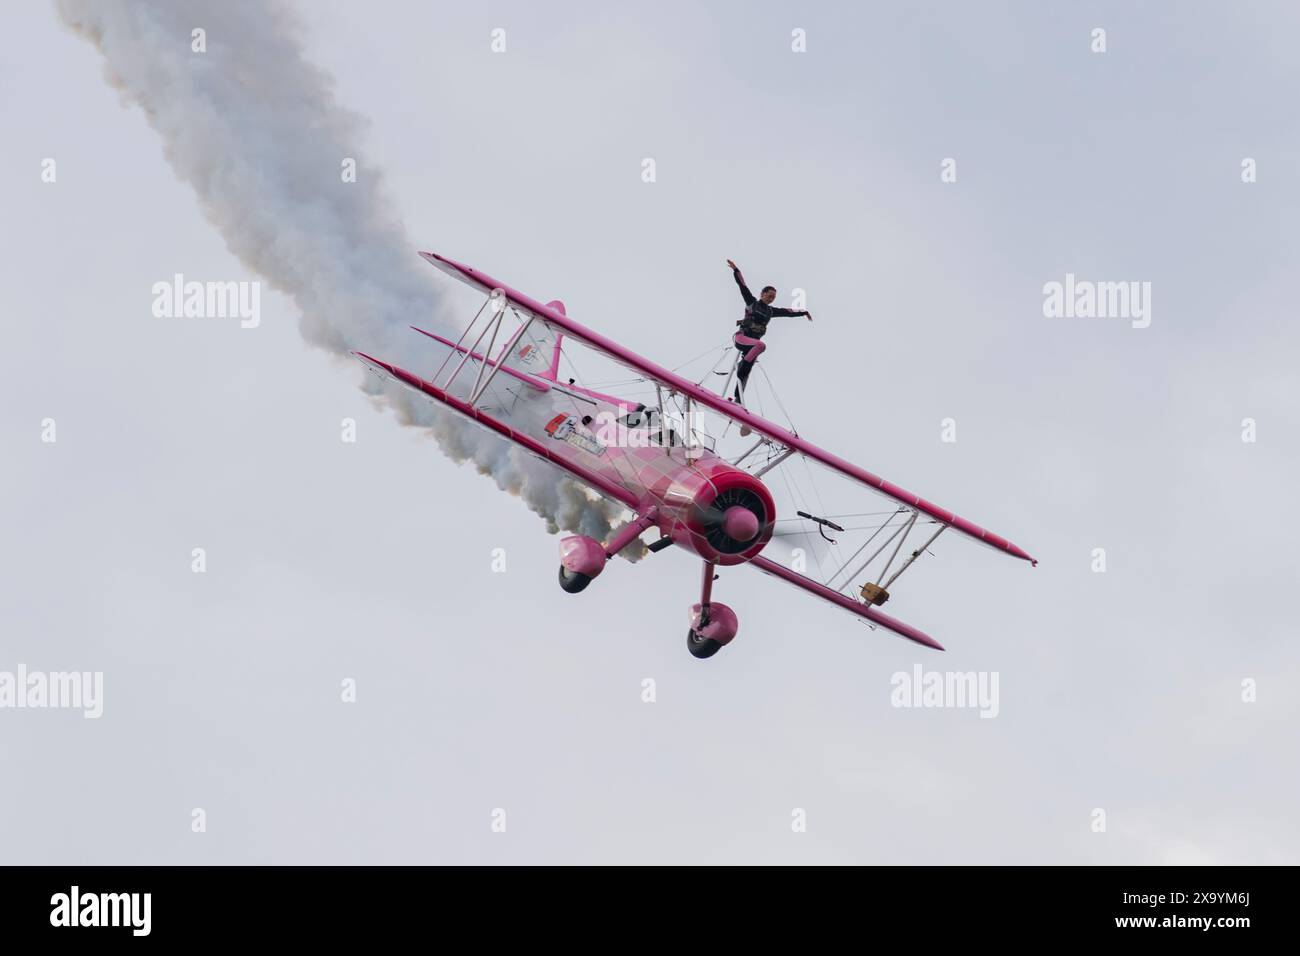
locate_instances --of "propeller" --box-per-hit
[698,487,768,554]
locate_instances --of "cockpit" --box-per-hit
[616,407,681,447]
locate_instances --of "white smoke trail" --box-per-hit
[57,0,641,553]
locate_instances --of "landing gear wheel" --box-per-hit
[687,628,724,659]
[558,565,593,593]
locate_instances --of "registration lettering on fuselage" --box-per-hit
[544,413,605,456]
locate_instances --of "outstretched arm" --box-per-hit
[726,259,755,306]
[768,306,814,321]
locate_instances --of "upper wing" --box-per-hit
[420,251,1036,565]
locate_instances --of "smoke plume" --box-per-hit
[57,0,638,551]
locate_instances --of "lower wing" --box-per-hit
[748,555,944,650]
[352,350,642,512]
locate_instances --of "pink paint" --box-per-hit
[420,251,1035,565]
[412,325,635,409]
[559,535,606,578]
[733,331,765,362]
[409,326,550,393]
[690,602,738,646]
[355,253,1039,654]
[351,350,641,510]
[604,508,658,557]
[749,554,944,650]
[352,349,774,565]
[722,505,760,543]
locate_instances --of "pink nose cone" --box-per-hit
[722,506,760,543]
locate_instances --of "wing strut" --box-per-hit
[472,312,533,404]
[829,508,909,592]
[433,288,501,384]
[430,286,538,408]
[882,525,946,591]
[753,447,795,478]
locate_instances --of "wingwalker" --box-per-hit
[354,252,1036,660]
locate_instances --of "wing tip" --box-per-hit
[1007,543,1038,566]
[419,250,459,269]
[906,627,946,652]
[350,350,396,376]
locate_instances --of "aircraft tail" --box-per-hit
[541,300,566,380]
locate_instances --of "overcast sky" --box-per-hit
[1,0,1296,864]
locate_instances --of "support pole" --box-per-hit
[732,436,767,468]
[876,512,918,586]
[444,304,502,392]
[432,294,493,382]
[753,447,795,478]
[604,507,658,559]
[700,561,716,619]
[655,384,669,456]
[831,510,912,592]
[470,315,534,406]
[882,525,946,590]
[827,507,906,591]
[469,308,503,403]
[720,349,741,402]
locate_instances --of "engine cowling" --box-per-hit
[656,460,775,565]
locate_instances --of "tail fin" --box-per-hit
[542,300,566,381]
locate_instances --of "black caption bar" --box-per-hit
[0,865,1280,942]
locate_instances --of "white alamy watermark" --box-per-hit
[0,665,103,718]
[543,406,714,458]
[50,886,150,936]
[152,273,260,328]
[1042,272,1151,329]
[890,664,999,718]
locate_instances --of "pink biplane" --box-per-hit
[353,252,1036,659]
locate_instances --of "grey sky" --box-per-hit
[1,1,1296,863]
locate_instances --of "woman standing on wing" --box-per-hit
[725,258,812,404]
